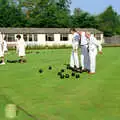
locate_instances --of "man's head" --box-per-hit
[70,28,76,34]
[85,32,91,39]
[16,34,21,39]
[77,31,83,35]
[94,34,97,38]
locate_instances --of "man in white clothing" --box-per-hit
[86,33,102,74]
[79,31,89,72]
[70,28,80,72]
[16,34,26,63]
[0,32,5,65]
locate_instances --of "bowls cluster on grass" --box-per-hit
[39,65,81,80]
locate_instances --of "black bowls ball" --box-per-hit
[23,59,27,63]
[66,64,70,69]
[61,69,65,72]
[65,74,69,78]
[71,72,75,76]
[57,72,62,76]
[0,60,2,63]
[76,74,80,78]
[48,66,52,70]
[60,74,64,79]
[39,69,43,73]
[67,66,70,69]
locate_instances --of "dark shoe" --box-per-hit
[79,66,82,70]
[75,68,82,73]
[86,69,90,73]
[82,69,88,72]
[69,66,75,71]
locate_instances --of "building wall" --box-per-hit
[36,34,72,46]
[6,33,103,47]
[37,34,46,45]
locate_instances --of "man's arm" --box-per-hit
[93,38,102,53]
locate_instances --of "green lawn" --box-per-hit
[0,94,34,120]
[0,47,120,120]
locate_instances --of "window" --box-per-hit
[29,34,32,41]
[60,34,68,41]
[23,34,38,42]
[46,34,54,41]
[8,34,15,42]
[34,34,37,41]
[23,34,27,41]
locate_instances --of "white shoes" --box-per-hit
[0,62,5,65]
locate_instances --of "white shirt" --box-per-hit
[72,32,80,44]
[89,34,102,52]
[80,32,88,45]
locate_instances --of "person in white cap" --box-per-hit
[69,28,80,71]
[79,31,89,72]
[16,34,26,63]
[0,32,5,65]
[86,33,102,74]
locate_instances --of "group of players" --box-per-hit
[70,28,103,74]
[0,29,102,74]
[0,33,26,64]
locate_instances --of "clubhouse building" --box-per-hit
[0,28,104,47]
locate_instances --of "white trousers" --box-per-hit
[80,45,89,70]
[89,49,97,73]
[70,43,79,68]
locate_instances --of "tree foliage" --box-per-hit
[0,0,26,27]
[0,1,120,36]
[97,6,120,36]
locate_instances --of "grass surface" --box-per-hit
[0,94,34,120]
[0,47,120,120]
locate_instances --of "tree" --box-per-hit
[22,0,71,27]
[71,8,98,28]
[98,6,120,36]
[0,0,26,27]
[55,0,71,27]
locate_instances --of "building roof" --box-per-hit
[0,28,103,34]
